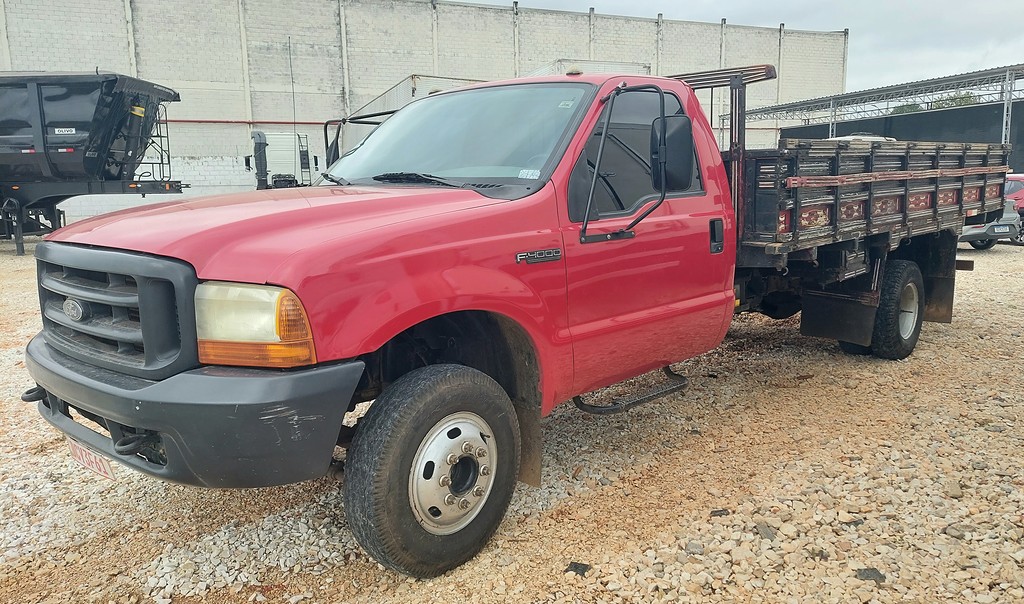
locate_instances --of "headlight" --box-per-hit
[195,282,316,368]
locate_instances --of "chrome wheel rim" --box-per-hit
[898,281,920,340]
[408,411,495,535]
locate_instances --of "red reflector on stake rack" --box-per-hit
[20,149,36,154]
[56,148,74,153]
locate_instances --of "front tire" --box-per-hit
[871,260,925,360]
[968,239,997,250]
[343,364,520,578]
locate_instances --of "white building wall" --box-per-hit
[436,3,515,80]
[592,15,657,67]
[780,30,848,102]
[5,0,132,73]
[58,157,256,223]
[0,2,10,70]
[345,0,435,111]
[1,0,848,220]
[518,10,591,74]
[243,0,346,123]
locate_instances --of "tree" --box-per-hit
[888,92,977,115]
[890,103,924,115]
[930,92,976,109]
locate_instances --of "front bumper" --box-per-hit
[25,334,364,488]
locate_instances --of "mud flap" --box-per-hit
[921,232,959,324]
[799,290,878,346]
[923,275,955,323]
[515,401,542,487]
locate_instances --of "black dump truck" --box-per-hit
[0,72,184,254]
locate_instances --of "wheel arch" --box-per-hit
[353,308,547,486]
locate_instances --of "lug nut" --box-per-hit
[461,441,474,454]
[439,475,452,487]
[458,498,471,510]
[445,453,459,465]
[480,465,491,476]
[472,486,485,497]
[475,447,487,458]
[444,494,457,506]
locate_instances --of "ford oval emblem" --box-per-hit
[62,298,86,322]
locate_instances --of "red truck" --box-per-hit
[23,66,1009,577]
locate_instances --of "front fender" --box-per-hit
[296,260,573,412]
[265,184,572,410]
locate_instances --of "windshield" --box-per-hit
[326,83,593,185]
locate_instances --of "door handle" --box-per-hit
[709,218,724,254]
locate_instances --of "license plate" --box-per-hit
[67,437,116,480]
[993,225,1011,233]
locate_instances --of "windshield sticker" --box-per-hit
[558,100,575,109]
[519,169,541,180]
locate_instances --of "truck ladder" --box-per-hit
[297,134,313,185]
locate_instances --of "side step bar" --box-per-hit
[573,366,688,415]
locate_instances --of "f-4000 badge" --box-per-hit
[515,248,562,264]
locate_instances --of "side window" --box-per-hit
[568,90,697,222]
[1005,179,1024,195]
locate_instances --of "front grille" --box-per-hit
[39,265,147,366]
[36,242,199,380]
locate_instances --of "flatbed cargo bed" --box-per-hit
[736,139,1011,266]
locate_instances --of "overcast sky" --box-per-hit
[465,0,1024,92]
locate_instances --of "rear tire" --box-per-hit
[1013,228,1024,245]
[343,364,520,578]
[968,239,997,250]
[838,341,872,355]
[870,260,925,360]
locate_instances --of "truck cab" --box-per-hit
[22,68,1009,578]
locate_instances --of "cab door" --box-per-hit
[558,86,733,395]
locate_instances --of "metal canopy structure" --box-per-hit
[736,64,1024,142]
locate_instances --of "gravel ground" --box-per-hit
[0,237,1021,604]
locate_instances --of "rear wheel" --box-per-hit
[343,364,520,578]
[870,260,925,360]
[1013,228,1024,245]
[968,239,997,250]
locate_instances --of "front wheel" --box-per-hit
[871,260,925,360]
[968,239,997,250]
[343,364,520,578]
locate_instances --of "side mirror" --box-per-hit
[650,115,694,192]
[244,156,252,171]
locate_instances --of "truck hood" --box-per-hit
[49,186,503,282]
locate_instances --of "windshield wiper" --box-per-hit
[320,172,350,186]
[370,172,462,188]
